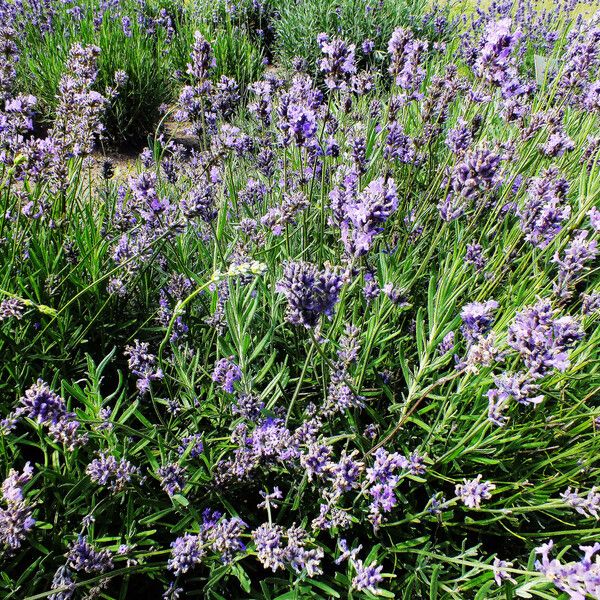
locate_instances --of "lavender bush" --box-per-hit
[0,0,599,598]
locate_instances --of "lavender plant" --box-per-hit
[0,2,599,599]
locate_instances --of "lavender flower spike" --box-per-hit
[276,261,344,328]
[455,475,496,508]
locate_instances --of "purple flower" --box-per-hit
[474,19,522,91]
[491,371,543,406]
[535,540,600,599]
[124,340,163,395]
[385,121,416,163]
[287,103,317,146]
[215,417,299,483]
[382,283,409,307]
[0,496,35,551]
[340,177,398,256]
[329,166,359,225]
[252,523,323,576]
[300,443,333,481]
[460,299,499,345]
[0,463,35,550]
[276,261,344,328]
[121,16,132,37]
[86,454,139,492]
[352,559,384,593]
[319,35,356,91]
[168,533,205,575]
[561,487,600,519]
[261,192,309,235]
[157,464,186,496]
[517,166,570,249]
[446,118,473,154]
[67,536,114,573]
[208,516,247,563]
[0,297,26,320]
[508,299,583,376]
[258,487,283,511]
[181,180,217,222]
[213,75,240,119]
[330,450,364,493]
[455,475,496,508]
[50,44,107,163]
[557,23,600,100]
[324,366,364,416]
[388,27,428,93]
[465,242,487,271]
[349,128,368,174]
[493,558,516,586]
[239,178,268,206]
[335,538,362,564]
[0,26,19,100]
[438,331,455,355]
[1,463,33,504]
[231,393,264,421]
[583,80,600,112]
[178,434,204,458]
[128,171,168,219]
[487,371,543,426]
[212,357,242,393]
[589,207,600,233]
[541,129,575,158]
[553,230,598,299]
[362,272,380,303]
[48,418,88,451]
[248,81,273,127]
[187,31,215,82]
[218,124,255,156]
[276,75,323,148]
[48,565,75,600]
[18,379,66,425]
[450,146,504,203]
[438,193,465,222]
[16,380,87,450]
[364,448,417,529]
[582,291,600,315]
[362,39,374,54]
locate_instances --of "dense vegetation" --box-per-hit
[0,0,599,598]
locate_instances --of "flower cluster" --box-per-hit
[561,487,600,519]
[339,177,399,257]
[535,541,600,599]
[553,230,598,299]
[276,261,344,328]
[0,297,26,321]
[455,475,496,509]
[67,536,114,574]
[363,448,426,530]
[124,340,164,395]
[212,357,242,393]
[0,463,35,550]
[318,34,356,91]
[517,166,571,249]
[215,417,299,483]
[507,299,583,376]
[86,454,139,492]
[252,523,323,576]
[460,300,498,345]
[157,463,187,497]
[388,27,428,94]
[16,380,87,449]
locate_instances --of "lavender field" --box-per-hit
[0,0,599,598]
